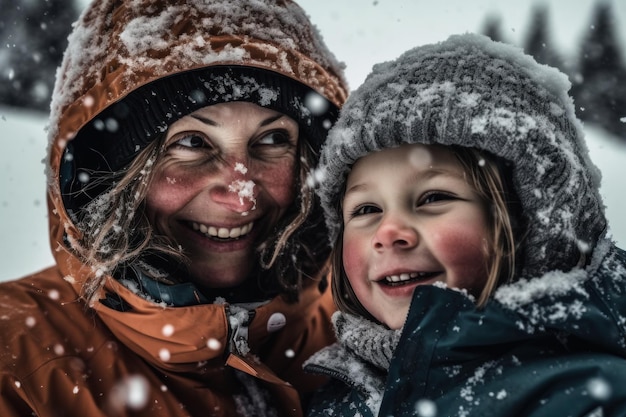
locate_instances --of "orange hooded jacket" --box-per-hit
[0,0,348,416]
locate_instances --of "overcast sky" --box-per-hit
[294,0,626,88]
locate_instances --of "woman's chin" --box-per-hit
[184,258,251,287]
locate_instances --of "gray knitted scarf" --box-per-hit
[333,311,402,371]
[304,312,402,415]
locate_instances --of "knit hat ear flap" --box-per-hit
[317,33,605,279]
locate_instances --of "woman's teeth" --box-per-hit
[191,221,254,239]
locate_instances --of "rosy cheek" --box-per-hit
[432,226,489,290]
[342,234,367,285]
[254,160,297,206]
[145,173,193,217]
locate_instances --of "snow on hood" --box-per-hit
[44,0,348,249]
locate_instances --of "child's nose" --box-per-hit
[372,215,418,251]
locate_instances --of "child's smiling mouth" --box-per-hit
[380,271,440,286]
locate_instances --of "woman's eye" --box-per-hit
[256,131,291,146]
[174,134,207,148]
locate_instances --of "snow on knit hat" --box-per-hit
[316,33,606,278]
[51,0,348,218]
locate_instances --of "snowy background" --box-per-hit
[1,0,625,282]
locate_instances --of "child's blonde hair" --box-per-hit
[331,146,522,321]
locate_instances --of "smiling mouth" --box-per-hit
[191,221,254,241]
[381,271,439,286]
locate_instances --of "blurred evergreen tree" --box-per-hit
[572,0,626,139]
[482,14,508,44]
[523,3,568,71]
[0,0,80,113]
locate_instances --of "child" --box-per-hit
[304,33,626,417]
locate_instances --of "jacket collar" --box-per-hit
[93,271,328,373]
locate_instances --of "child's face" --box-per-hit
[341,144,490,329]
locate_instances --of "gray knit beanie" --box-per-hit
[316,33,606,279]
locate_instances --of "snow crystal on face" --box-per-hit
[228,179,256,212]
[234,162,247,175]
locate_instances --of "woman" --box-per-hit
[0,0,348,416]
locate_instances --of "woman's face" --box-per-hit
[145,102,299,289]
[341,144,490,329]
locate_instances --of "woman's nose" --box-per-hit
[209,166,257,214]
[372,214,418,251]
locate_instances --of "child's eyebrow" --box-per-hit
[344,182,368,195]
[344,165,467,199]
[409,168,465,182]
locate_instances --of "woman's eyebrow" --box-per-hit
[190,114,218,126]
[259,114,284,127]
[190,114,284,127]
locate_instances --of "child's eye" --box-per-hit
[174,134,208,149]
[420,192,455,205]
[351,204,381,217]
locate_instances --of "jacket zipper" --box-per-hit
[225,304,255,356]
[304,363,359,390]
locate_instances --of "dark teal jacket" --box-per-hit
[305,243,626,416]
